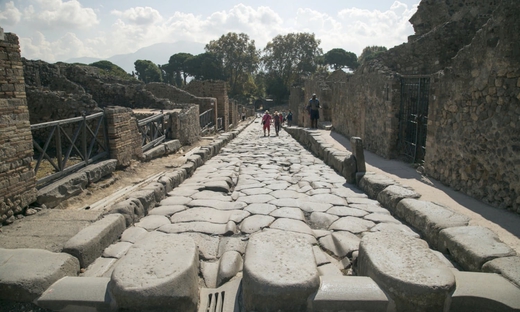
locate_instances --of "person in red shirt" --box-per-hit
[262,110,272,136]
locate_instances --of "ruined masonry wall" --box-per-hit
[170,104,200,146]
[184,81,229,131]
[145,83,216,115]
[0,32,37,224]
[105,106,143,168]
[425,0,520,213]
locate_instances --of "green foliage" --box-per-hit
[184,52,225,81]
[323,48,358,71]
[89,60,133,80]
[205,32,260,99]
[165,53,193,86]
[357,46,387,65]
[262,32,322,101]
[134,60,162,83]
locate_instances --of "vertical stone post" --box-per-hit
[350,137,366,172]
[104,106,143,168]
[0,31,37,224]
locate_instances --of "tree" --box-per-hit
[323,48,358,71]
[262,33,322,101]
[134,60,162,83]
[184,52,225,81]
[165,53,193,86]
[205,32,260,98]
[89,60,134,80]
[357,46,387,65]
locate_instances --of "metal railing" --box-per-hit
[31,112,109,187]
[200,109,214,130]
[216,117,223,131]
[138,113,166,151]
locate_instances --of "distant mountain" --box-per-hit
[67,41,205,73]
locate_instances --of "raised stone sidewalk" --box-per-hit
[1,120,520,311]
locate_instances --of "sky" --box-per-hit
[0,0,420,64]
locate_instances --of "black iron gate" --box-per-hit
[398,77,430,163]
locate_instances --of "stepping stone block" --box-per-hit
[109,231,199,311]
[357,232,455,311]
[0,248,79,302]
[307,276,390,312]
[242,231,320,312]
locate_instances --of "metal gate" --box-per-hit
[398,77,430,163]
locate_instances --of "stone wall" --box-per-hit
[289,86,305,126]
[145,82,216,117]
[0,32,37,225]
[104,106,143,168]
[170,104,201,146]
[184,80,229,131]
[304,74,333,124]
[425,0,520,213]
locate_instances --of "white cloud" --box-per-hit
[0,1,22,26]
[20,31,96,62]
[23,0,98,30]
[111,6,163,25]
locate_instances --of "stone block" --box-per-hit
[181,161,196,177]
[439,226,517,271]
[307,276,390,312]
[187,154,203,168]
[63,214,126,268]
[0,248,79,302]
[130,189,157,212]
[78,159,117,184]
[395,198,470,250]
[36,172,89,208]
[216,250,243,287]
[143,145,165,161]
[377,185,421,213]
[142,182,166,202]
[450,270,520,312]
[105,198,144,226]
[243,231,320,312]
[482,256,520,288]
[358,231,455,311]
[357,172,396,199]
[82,257,118,278]
[342,154,357,184]
[36,277,113,312]
[109,231,199,311]
[163,139,181,154]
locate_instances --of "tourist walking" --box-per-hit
[307,93,320,129]
[287,110,293,126]
[273,111,282,136]
[261,110,272,137]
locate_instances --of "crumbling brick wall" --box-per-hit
[0,31,37,224]
[169,104,201,145]
[104,106,143,167]
[184,80,229,131]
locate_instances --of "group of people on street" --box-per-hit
[261,110,293,137]
[260,93,320,136]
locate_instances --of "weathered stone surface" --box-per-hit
[300,201,333,213]
[270,207,305,221]
[120,226,148,243]
[63,214,126,268]
[439,226,516,271]
[203,180,230,193]
[103,241,132,259]
[243,231,320,312]
[307,276,389,312]
[148,204,187,216]
[319,231,360,258]
[326,206,368,217]
[163,139,181,154]
[135,215,170,231]
[131,189,157,212]
[187,199,247,210]
[200,261,219,288]
[179,232,219,261]
[106,198,145,226]
[170,207,239,224]
[36,172,89,208]
[313,246,331,266]
[0,248,79,302]
[358,232,455,311]
[159,222,228,235]
[37,277,113,312]
[217,250,243,287]
[245,203,277,215]
[329,217,376,233]
[159,196,192,206]
[142,182,166,202]
[239,215,275,234]
[79,159,117,183]
[310,212,339,229]
[82,257,118,278]
[309,194,347,206]
[396,198,470,250]
[364,213,401,224]
[270,218,314,236]
[377,185,421,213]
[237,194,276,204]
[357,173,396,199]
[368,222,421,238]
[110,232,199,311]
[143,145,165,161]
[218,236,248,256]
[482,256,520,288]
[450,270,520,312]
[190,190,232,201]
[317,263,343,276]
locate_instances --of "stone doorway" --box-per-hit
[398,77,430,163]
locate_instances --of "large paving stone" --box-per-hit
[63,214,126,268]
[357,173,396,199]
[368,222,421,238]
[36,276,112,311]
[245,203,277,215]
[216,250,243,287]
[439,226,516,271]
[179,232,219,261]
[310,212,339,229]
[135,215,171,231]
[242,231,320,311]
[239,215,275,234]
[190,190,232,201]
[270,207,305,221]
[270,218,314,236]
[326,206,368,217]
[187,199,247,210]
[0,248,79,302]
[319,231,360,258]
[482,256,520,288]
[358,232,455,311]
[106,198,145,227]
[307,276,389,312]
[109,232,199,311]
[36,172,89,208]
[377,184,420,213]
[396,198,470,250]
[450,270,520,312]
[148,204,187,216]
[159,222,229,235]
[79,159,117,183]
[329,216,376,233]
[309,194,347,206]
[237,194,277,204]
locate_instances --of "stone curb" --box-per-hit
[286,127,520,289]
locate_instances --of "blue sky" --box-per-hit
[0,0,420,63]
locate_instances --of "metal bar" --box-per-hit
[33,138,60,173]
[34,126,56,173]
[56,125,63,171]
[36,161,87,187]
[31,116,84,130]
[142,135,165,152]
[61,122,83,166]
[86,115,106,162]
[137,113,164,126]
[82,114,88,164]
